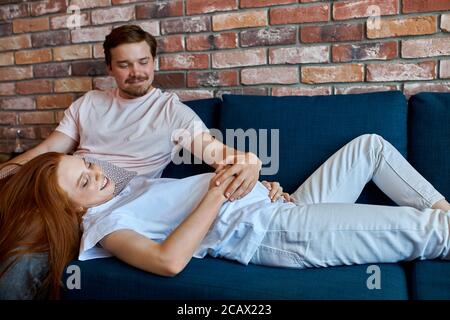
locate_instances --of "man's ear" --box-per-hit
[107,66,113,76]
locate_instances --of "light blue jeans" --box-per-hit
[249,134,449,268]
[0,253,49,300]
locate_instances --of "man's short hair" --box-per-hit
[103,25,157,66]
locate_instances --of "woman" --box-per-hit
[0,154,83,299]
[1,134,450,297]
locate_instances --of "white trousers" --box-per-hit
[249,134,449,269]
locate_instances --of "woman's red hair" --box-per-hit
[0,152,83,299]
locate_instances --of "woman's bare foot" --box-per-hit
[432,199,450,211]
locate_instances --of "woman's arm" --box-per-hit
[100,175,233,276]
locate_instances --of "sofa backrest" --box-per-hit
[408,92,450,201]
[163,91,409,205]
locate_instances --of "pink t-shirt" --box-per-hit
[56,88,209,177]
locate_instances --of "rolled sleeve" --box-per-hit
[168,96,210,150]
[54,97,84,143]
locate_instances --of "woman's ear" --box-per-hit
[77,206,86,214]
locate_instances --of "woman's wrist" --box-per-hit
[206,188,227,204]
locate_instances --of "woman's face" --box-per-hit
[57,155,116,209]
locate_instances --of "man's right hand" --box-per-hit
[0,163,20,180]
[0,131,77,179]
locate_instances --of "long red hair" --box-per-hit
[0,152,83,299]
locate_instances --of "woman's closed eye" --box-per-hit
[82,177,89,188]
[81,160,92,188]
[84,160,92,169]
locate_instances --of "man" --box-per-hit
[1,24,271,201]
[0,25,287,299]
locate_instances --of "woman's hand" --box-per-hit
[261,180,292,203]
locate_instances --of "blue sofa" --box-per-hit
[61,91,450,300]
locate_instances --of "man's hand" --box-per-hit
[0,131,77,180]
[261,180,292,203]
[0,163,20,180]
[207,174,235,203]
[210,152,262,201]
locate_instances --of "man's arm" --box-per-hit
[186,132,262,201]
[0,131,77,178]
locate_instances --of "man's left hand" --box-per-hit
[211,152,262,201]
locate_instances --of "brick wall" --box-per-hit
[0,0,449,155]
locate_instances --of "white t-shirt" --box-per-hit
[56,87,209,177]
[79,173,296,265]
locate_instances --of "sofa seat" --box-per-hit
[61,257,408,300]
[410,260,450,300]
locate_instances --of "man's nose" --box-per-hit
[129,63,140,74]
[128,65,136,77]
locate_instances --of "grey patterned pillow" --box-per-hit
[82,157,137,196]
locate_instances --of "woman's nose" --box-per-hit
[92,165,102,179]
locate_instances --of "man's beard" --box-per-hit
[121,78,152,97]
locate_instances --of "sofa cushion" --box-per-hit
[162,98,221,179]
[407,93,450,300]
[409,260,450,300]
[408,92,450,200]
[220,91,408,205]
[61,256,408,300]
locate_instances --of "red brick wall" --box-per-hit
[0,0,450,154]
